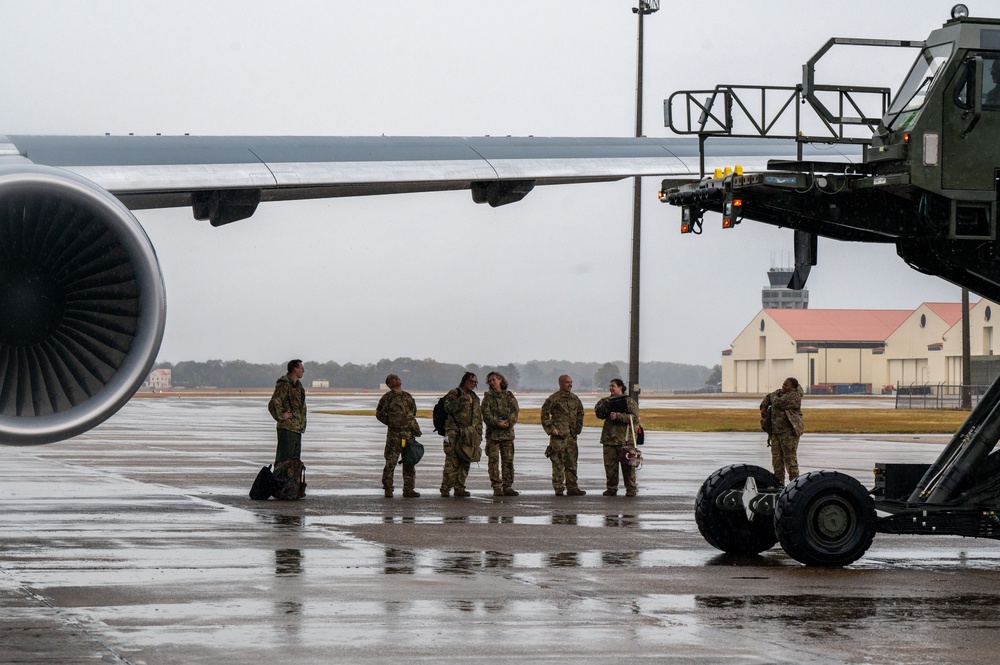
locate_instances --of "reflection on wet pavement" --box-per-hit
[275,549,303,576]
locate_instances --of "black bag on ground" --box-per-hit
[249,465,279,500]
[401,438,425,466]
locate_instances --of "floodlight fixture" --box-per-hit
[633,1,659,15]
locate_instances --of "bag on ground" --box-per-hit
[249,465,279,500]
[272,459,306,500]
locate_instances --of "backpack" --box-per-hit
[272,459,306,500]
[249,465,279,500]
[432,395,448,435]
[761,405,772,434]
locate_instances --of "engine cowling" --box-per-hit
[0,164,166,445]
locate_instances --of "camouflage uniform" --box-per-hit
[268,374,306,465]
[440,387,483,494]
[482,388,520,493]
[595,395,639,495]
[376,389,422,494]
[761,386,804,483]
[541,389,584,493]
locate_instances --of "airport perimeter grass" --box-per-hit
[315,407,968,434]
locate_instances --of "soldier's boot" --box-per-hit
[403,489,420,498]
[503,487,519,496]
[567,488,586,496]
[454,489,471,498]
[440,488,451,497]
[625,489,637,497]
[602,489,618,496]
[554,489,564,496]
[384,489,393,498]
[493,488,505,497]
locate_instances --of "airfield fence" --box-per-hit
[894,382,988,410]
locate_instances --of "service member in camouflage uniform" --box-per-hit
[440,372,483,498]
[268,359,307,466]
[541,374,586,496]
[376,373,423,498]
[594,378,639,497]
[760,377,805,484]
[482,371,520,497]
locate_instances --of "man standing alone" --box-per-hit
[541,374,586,496]
[376,373,422,498]
[268,359,306,465]
[760,377,805,484]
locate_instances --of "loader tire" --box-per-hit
[695,464,781,555]
[775,470,876,567]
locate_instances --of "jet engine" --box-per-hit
[0,164,166,445]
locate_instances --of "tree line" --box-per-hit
[154,357,718,392]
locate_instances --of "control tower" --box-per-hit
[762,267,808,309]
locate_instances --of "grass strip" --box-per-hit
[313,407,968,434]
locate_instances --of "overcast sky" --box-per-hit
[0,1,969,371]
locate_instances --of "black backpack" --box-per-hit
[432,395,448,435]
[249,465,279,500]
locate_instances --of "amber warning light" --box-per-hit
[722,198,743,228]
[681,207,693,233]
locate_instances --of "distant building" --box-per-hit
[722,299,1000,394]
[311,380,329,388]
[762,267,808,309]
[145,368,172,390]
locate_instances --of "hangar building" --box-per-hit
[722,299,1000,394]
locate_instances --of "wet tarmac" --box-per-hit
[3,396,999,664]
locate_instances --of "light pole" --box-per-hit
[627,0,658,400]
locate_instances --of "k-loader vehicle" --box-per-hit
[662,5,1000,566]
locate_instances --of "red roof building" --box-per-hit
[722,300,999,394]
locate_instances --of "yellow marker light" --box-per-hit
[658,189,665,201]
[903,133,911,143]
[713,168,723,179]
[734,165,744,176]
[681,221,691,234]
[722,217,734,229]
[733,198,743,207]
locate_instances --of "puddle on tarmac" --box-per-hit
[378,547,711,574]
[691,593,1000,634]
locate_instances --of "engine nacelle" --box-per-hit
[0,164,166,445]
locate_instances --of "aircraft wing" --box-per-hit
[0,131,813,445]
[2,134,794,222]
